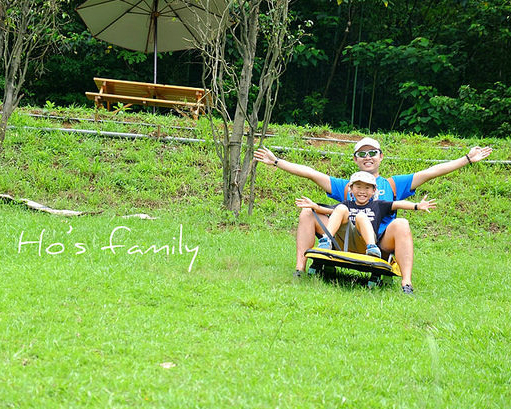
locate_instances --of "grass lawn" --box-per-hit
[1,109,510,407]
[1,203,510,408]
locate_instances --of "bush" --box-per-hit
[400,81,511,137]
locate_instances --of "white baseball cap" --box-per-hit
[349,171,377,187]
[353,137,381,153]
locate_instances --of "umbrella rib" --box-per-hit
[77,0,153,15]
[144,0,158,54]
[162,3,207,46]
[76,0,115,10]
[89,0,149,37]
[160,2,224,19]
[78,0,226,53]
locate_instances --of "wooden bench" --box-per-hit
[86,77,211,119]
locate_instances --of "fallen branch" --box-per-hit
[0,193,158,219]
[0,193,92,216]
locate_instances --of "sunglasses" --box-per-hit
[354,149,380,158]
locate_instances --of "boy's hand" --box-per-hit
[295,196,317,210]
[467,146,492,163]
[417,195,437,212]
[254,146,277,166]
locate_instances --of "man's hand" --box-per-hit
[467,146,492,163]
[254,146,277,166]
[417,195,437,213]
[295,196,318,211]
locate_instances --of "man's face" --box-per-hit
[350,181,376,205]
[353,145,383,174]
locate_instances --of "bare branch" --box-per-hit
[1,0,63,143]
[189,0,300,214]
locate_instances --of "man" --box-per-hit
[254,137,492,294]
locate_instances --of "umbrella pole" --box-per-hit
[153,15,158,85]
[153,0,158,114]
[153,0,159,84]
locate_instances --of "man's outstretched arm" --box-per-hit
[411,146,492,190]
[254,147,332,193]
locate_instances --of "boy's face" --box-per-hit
[350,181,376,205]
[352,144,383,175]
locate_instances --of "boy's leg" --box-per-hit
[317,205,350,249]
[354,213,376,245]
[355,213,380,258]
[326,205,349,235]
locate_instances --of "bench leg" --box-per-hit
[192,106,200,120]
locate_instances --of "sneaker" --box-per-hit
[366,244,381,258]
[317,236,332,249]
[294,270,304,277]
[402,284,414,295]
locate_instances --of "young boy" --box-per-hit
[296,171,436,259]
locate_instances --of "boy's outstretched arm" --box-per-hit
[254,147,332,193]
[392,195,437,213]
[411,146,492,190]
[295,196,335,215]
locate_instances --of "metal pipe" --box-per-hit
[7,125,510,165]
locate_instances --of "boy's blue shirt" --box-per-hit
[328,174,416,236]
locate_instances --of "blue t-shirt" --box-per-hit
[328,174,415,236]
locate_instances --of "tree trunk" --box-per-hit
[350,3,364,127]
[0,3,5,59]
[391,97,405,130]
[0,79,17,144]
[225,1,260,215]
[368,69,377,131]
[0,0,60,145]
[0,109,8,145]
[323,1,352,99]
[197,0,294,217]
[0,116,7,147]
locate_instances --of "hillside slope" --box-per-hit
[2,107,510,239]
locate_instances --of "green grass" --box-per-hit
[1,107,511,407]
[1,205,510,408]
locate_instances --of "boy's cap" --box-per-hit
[354,137,381,153]
[349,171,377,187]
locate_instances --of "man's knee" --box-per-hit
[298,207,314,222]
[298,207,328,235]
[389,218,411,234]
[380,218,412,253]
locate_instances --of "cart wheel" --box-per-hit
[308,260,323,275]
[323,264,336,276]
[367,274,382,288]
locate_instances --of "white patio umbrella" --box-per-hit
[76,0,227,84]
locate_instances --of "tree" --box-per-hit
[193,0,299,215]
[0,0,64,144]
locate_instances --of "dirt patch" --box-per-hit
[304,131,359,148]
[489,222,506,234]
[438,139,458,147]
[304,130,358,141]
